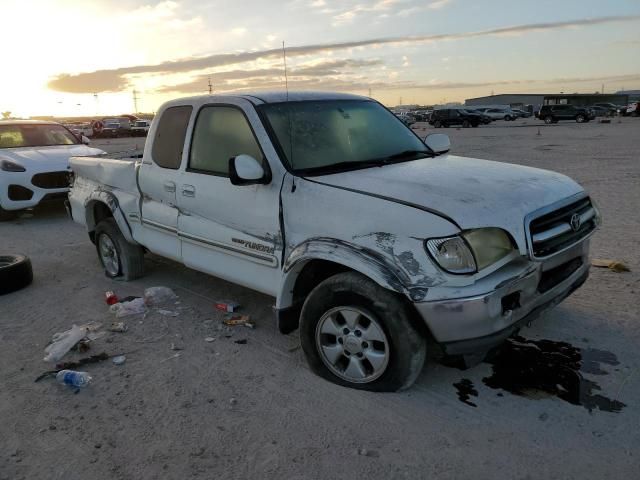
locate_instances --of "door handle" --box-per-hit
[181,185,196,197]
[164,181,176,193]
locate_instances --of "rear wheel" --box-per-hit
[576,114,586,123]
[504,115,512,121]
[544,116,554,124]
[299,271,426,391]
[433,120,442,128]
[462,120,471,128]
[95,218,145,280]
[472,123,479,127]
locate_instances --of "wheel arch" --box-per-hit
[84,191,135,244]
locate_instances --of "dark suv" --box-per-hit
[429,109,484,128]
[538,105,595,124]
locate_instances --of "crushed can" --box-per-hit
[215,302,240,313]
[105,291,118,305]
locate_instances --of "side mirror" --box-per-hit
[424,133,450,155]
[81,135,91,145]
[229,154,270,186]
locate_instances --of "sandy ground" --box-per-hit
[1,117,639,479]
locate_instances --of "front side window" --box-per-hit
[189,106,263,176]
[260,100,430,174]
[0,124,79,148]
[151,105,192,169]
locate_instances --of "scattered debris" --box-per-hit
[144,286,178,306]
[215,301,240,313]
[229,397,237,405]
[105,290,119,305]
[55,370,92,388]
[234,339,247,345]
[592,259,630,273]
[170,342,183,351]
[223,314,255,329]
[110,297,147,317]
[288,344,301,353]
[109,322,128,333]
[160,353,181,363]
[357,448,380,458]
[73,339,91,353]
[112,355,126,366]
[205,337,216,343]
[43,324,88,362]
[35,352,123,382]
[157,309,179,317]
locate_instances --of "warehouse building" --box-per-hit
[465,93,629,111]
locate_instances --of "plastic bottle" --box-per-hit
[56,370,92,388]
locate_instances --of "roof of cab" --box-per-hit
[164,91,371,107]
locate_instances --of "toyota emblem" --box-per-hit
[570,213,582,232]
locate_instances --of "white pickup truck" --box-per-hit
[68,92,599,391]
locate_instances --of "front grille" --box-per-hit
[529,197,597,258]
[537,257,583,293]
[31,171,70,189]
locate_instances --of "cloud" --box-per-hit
[48,15,640,93]
[157,58,384,93]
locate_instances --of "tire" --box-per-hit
[544,116,554,124]
[434,120,442,128]
[0,254,33,295]
[299,272,427,392]
[0,206,19,222]
[443,122,450,128]
[472,123,479,127]
[462,120,470,128]
[94,218,145,280]
[504,115,512,121]
[576,114,585,123]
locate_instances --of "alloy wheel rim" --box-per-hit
[98,234,120,276]
[315,306,390,384]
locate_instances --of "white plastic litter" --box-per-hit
[43,325,88,363]
[109,297,147,318]
[144,286,177,306]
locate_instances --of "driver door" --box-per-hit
[176,101,282,296]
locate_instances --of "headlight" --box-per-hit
[426,228,514,274]
[426,237,476,274]
[462,228,514,271]
[1,160,26,172]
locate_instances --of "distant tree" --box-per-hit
[1,111,11,119]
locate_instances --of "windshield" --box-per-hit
[0,124,79,148]
[259,100,431,174]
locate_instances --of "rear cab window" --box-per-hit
[151,105,193,169]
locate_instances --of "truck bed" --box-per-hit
[70,155,139,192]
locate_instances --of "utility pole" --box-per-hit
[132,89,139,114]
[93,93,99,116]
[601,83,604,94]
[208,76,213,95]
[368,87,372,98]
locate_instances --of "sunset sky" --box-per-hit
[2,0,639,117]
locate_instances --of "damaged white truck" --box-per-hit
[68,92,600,391]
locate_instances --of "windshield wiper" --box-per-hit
[296,150,433,176]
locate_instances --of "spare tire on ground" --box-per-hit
[0,255,33,295]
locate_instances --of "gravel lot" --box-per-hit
[1,117,639,479]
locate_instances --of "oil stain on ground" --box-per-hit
[453,336,626,413]
[453,379,478,407]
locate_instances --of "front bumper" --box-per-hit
[1,171,69,211]
[414,241,590,355]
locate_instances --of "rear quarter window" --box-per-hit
[151,106,193,169]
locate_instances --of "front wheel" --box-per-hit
[95,218,145,280]
[544,116,554,124]
[433,120,442,128]
[504,115,512,121]
[462,120,470,128]
[576,114,585,123]
[299,272,426,392]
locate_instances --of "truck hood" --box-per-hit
[0,145,104,170]
[312,154,584,249]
